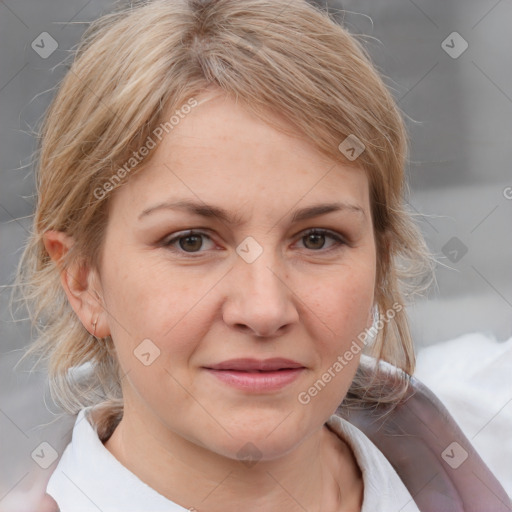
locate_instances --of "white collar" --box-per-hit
[325,414,420,512]
[47,408,185,511]
[47,408,419,512]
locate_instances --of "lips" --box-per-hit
[204,358,305,372]
[203,358,306,392]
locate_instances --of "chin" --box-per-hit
[209,420,309,463]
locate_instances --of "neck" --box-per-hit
[103,405,362,512]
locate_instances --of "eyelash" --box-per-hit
[161,228,347,258]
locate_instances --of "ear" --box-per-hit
[43,230,110,339]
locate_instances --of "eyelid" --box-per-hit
[161,227,348,257]
[296,228,347,248]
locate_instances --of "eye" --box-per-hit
[295,228,346,252]
[161,228,347,258]
[162,230,216,255]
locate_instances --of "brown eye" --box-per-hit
[303,232,326,250]
[297,229,346,252]
[163,230,215,255]
[178,234,203,252]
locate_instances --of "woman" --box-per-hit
[13,0,509,510]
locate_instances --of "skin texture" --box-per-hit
[43,90,378,511]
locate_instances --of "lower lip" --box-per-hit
[204,368,305,392]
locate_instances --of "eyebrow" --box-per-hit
[137,199,365,224]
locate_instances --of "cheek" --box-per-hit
[306,262,375,343]
[301,260,375,393]
[100,251,215,374]
[101,248,176,330]
[289,263,376,430]
[100,256,204,412]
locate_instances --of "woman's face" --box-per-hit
[96,91,376,461]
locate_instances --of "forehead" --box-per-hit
[110,92,371,220]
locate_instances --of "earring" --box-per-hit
[91,317,99,339]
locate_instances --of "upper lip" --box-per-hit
[205,358,305,371]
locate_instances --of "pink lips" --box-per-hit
[204,358,305,392]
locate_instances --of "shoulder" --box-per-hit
[46,408,102,511]
[325,414,420,512]
[46,408,185,512]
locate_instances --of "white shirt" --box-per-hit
[415,332,512,496]
[47,408,420,512]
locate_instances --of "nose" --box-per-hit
[221,246,299,339]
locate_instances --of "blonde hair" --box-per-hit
[11,0,433,435]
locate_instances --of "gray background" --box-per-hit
[1,0,511,506]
